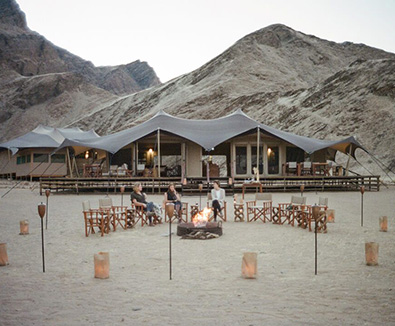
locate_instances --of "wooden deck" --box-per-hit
[39,175,380,195]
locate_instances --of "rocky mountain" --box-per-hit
[0,0,160,140]
[1,0,394,178]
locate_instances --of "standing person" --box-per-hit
[211,180,225,222]
[164,183,183,223]
[130,182,156,226]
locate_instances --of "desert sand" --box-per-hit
[0,186,394,326]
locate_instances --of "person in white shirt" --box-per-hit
[211,180,225,222]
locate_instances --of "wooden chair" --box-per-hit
[99,197,128,231]
[246,193,272,222]
[164,202,188,223]
[132,204,161,226]
[233,197,245,222]
[207,193,227,221]
[301,162,312,175]
[318,197,328,210]
[274,195,307,225]
[82,200,111,237]
[287,162,298,175]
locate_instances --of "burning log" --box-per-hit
[181,231,220,240]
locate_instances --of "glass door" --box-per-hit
[267,146,279,174]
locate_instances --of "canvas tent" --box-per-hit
[52,109,368,178]
[0,126,100,178]
[56,109,366,157]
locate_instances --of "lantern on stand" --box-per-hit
[38,202,46,272]
[0,243,9,266]
[45,189,50,230]
[242,252,257,279]
[312,204,320,275]
[326,209,335,223]
[300,184,305,197]
[360,186,365,227]
[94,252,110,279]
[19,220,29,235]
[198,183,203,210]
[120,185,125,207]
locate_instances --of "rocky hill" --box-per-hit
[1,0,394,177]
[0,0,160,140]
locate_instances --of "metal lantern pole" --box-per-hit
[45,189,50,230]
[312,204,320,275]
[300,184,305,197]
[38,203,46,273]
[120,186,125,207]
[360,186,365,227]
[168,204,174,281]
[198,183,203,210]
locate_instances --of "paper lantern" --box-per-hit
[365,242,379,266]
[198,184,203,191]
[120,186,125,193]
[182,178,187,185]
[0,243,9,266]
[379,216,388,232]
[326,209,335,223]
[242,252,257,279]
[94,252,110,279]
[19,220,29,235]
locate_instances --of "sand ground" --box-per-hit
[0,186,394,326]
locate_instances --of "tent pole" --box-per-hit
[157,129,161,191]
[256,127,260,182]
[66,148,73,178]
[345,145,352,176]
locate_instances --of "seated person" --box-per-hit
[164,183,182,223]
[211,180,225,222]
[130,182,157,226]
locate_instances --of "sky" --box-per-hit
[17,0,395,83]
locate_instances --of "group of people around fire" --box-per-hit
[130,180,225,226]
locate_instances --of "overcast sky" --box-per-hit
[17,0,395,83]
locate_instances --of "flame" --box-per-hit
[192,207,212,227]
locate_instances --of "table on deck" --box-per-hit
[242,182,263,199]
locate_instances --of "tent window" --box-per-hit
[236,146,247,174]
[268,146,279,174]
[26,154,31,163]
[286,147,305,162]
[17,156,26,165]
[51,154,65,163]
[33,154,49,163]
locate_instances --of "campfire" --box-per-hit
[192,207,211,227]
[177,207,223,240]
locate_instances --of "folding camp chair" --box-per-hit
[82,200,111,237]
[246,193,272,222]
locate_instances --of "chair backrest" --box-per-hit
[318,197,328,206]
[303,161,312,169]
[99,197,113,208]
[289,162,297,169]
[255,193,272,201]
[137,164,145,171]
[291,196,306,205]
[110,165,118,172]
[82,200,91,211]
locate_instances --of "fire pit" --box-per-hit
[177,207,223,239]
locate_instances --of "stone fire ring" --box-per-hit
[177,222,223,237]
